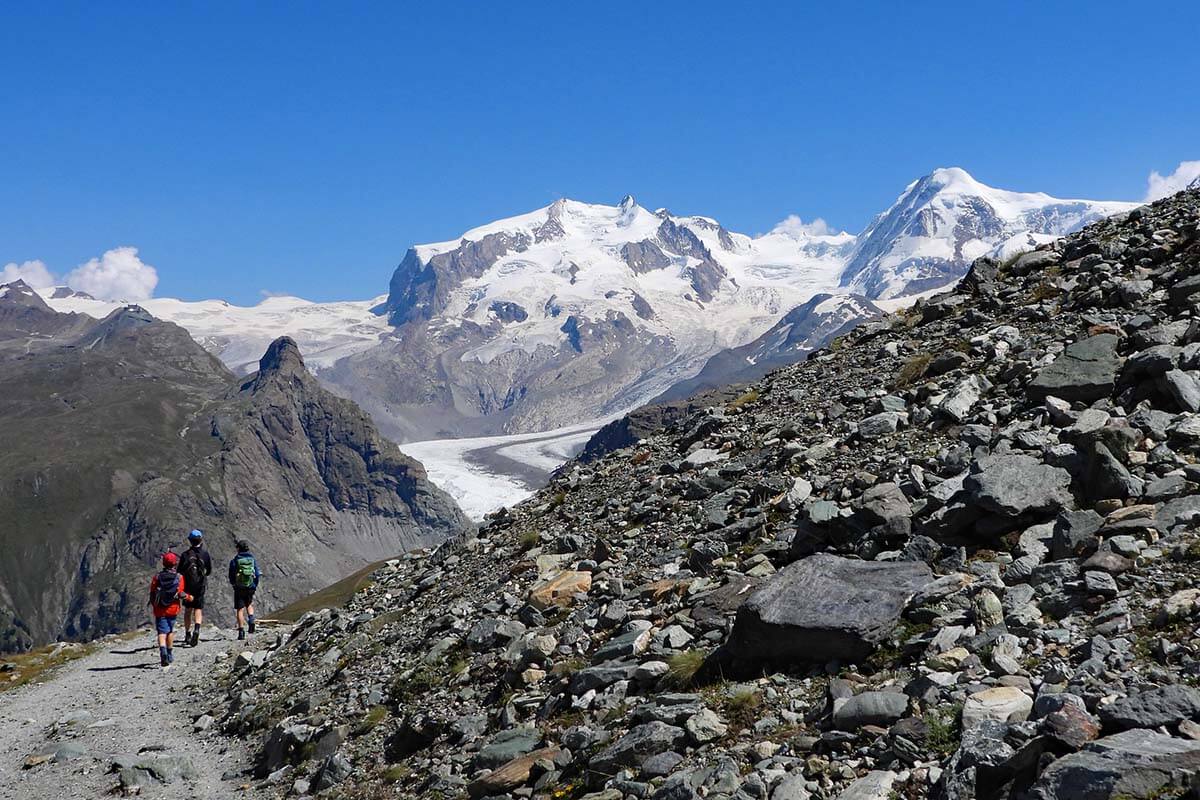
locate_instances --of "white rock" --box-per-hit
[962,686,1033,730]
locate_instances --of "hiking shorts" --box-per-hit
[183,589,206,610]
[155,616,177,635]
[233,587,256,610]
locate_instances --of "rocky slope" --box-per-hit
[195,187,1200,800]
[0,295,469,651]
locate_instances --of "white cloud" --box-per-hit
[1145,160,1200,202]
[1,259,56,288]
[770,214,836,237]
[65,246,158,301]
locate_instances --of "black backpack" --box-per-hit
[179,548,206,590]
[155,570,181,607]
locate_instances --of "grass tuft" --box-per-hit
[665,649,707,688]
[727,389,760,411]
[893,353,933,388]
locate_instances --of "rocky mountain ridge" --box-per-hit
[195,188,1200,800]
[0,293,469,651]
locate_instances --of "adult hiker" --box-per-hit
[149,552,193,669]
[179,529,213,647]
[229,540,262,640]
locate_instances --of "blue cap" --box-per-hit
[188,529,203,541]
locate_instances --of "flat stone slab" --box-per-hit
[1028,334,1122,403]
[728,554,932,665]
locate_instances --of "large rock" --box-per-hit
[940,374,992,423]
[727,554,932,666]
[589,721,686,774]
[1028,334,1122,402]
[1098,685,1200,732]
[529,570,592,610]
[962,687,1033,730]
[836,770,897,800]
[965,454,1073,518]
[474,727,543,769]
[833,691,908,730]
[1028,729,1200,799]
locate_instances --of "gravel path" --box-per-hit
[0,627,271,799]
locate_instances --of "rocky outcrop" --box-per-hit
[0,302,469,649]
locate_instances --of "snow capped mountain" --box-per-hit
[39,290,389,374]
[383,195,852,352]
[323,195,859,441]
[839,167,1138,299]
[23,167,1135,449]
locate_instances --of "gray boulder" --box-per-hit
[728,554,932,666]
[1051,510,1103,560]
[1097,685,1200,732]
[966,454,1073,518]
[1028,334,1122,402]
[590,721,686,774]
[1028,728,1200,799]
[858,412,904,439]
[832,691,908,730]
[474,726,542,769]
[1163,369,1200,412]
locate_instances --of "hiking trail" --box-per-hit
[0,626,277,799]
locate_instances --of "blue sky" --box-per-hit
[1,2,1197,305]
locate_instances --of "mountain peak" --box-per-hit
[618,194,637,212]
[256,336,307,380]
[922,166,986,194]
[0,280,50,310]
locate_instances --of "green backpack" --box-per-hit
[234,555,257,588]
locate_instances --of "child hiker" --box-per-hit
[149,552,193,669]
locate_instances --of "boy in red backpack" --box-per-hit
[149,552,193,669]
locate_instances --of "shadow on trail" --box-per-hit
[110,646,156,654]
[87,663,158,673]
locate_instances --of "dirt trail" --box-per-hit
[0,627,273,799]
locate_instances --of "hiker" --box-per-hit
[149,552,193,669]
[179,529,213,647]
[229,540,262,640]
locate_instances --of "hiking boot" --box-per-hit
[248,620,256,634]
[182,630,191,647]
[238,628,246,640]
[189,630,199,647]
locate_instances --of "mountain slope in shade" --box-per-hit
[840,167,1138,299]
[0,285,469,652]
